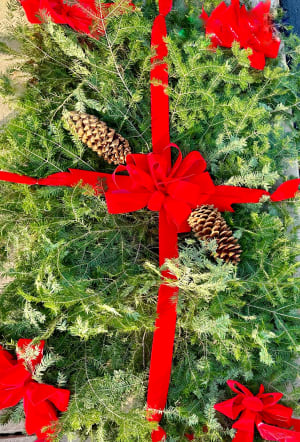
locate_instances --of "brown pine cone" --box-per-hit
[188,205,242,264]
[67,111,131,165]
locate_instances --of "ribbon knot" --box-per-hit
[0,340,70,441]
[214,380,300,442]
[242,396,264,412]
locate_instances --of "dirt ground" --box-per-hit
[0,0,15,126]
[0,2,28,432]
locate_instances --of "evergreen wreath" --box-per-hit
[0,0,299,441]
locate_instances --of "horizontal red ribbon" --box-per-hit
[1,159,298,224]
[215,380,300,442]
[0,339,70,441]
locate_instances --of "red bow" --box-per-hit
[0,339,70,441]
[105,145,214,232]
[214,380,300,442]
[19,0,134,38]
[201,0,281,70]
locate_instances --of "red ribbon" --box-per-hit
[214,380,300,442]
[0,339,70,441]
[0,0,300,440]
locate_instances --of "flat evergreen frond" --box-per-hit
[0,0,299,440]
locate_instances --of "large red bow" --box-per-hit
[214,380,300,442]
[105,145,214,232]
[201,0,281,70]
[0,339,70,441]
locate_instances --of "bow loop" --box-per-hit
[215,381,300,442]
[227,380,254,397]
[260,392,284,408]
[262,404,293,428]
[164,143,183,177]
[171,150,207,180]
[0,345,17,372]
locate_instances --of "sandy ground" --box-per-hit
[0,4,29,437]
[0,0,27,127]
[0,0,13,289]
[0,0,15,125]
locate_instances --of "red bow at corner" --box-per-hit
[0,339,70,441]
[19,0,134,38]
[214,380,300,442]
[200,0,281,70]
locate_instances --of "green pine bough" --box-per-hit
[0,0,299,440]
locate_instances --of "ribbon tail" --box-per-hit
[0,171,38,185]
[23,384,58,439]
[291,419,300,432]
[271,179,300,202]
[0,169,114,194]
[151,426,167,442]
[257,421,300,441]
[206,185,270,212]
[232,409,256,442]
[23,381,69,440]
[147,208,178,441]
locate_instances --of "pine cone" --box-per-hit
[67,111,131,165]
[188,205,242,264]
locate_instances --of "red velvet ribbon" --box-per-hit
[0,339,70,441]
[214,380,300,442]
[0,0,300,439]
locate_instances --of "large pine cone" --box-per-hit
[67,111,131,165]
[188,205,242,264]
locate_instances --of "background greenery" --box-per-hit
[0,0,299,440]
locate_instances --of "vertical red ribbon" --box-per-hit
[147,1,177,440]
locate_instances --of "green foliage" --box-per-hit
[0,0,299,440]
